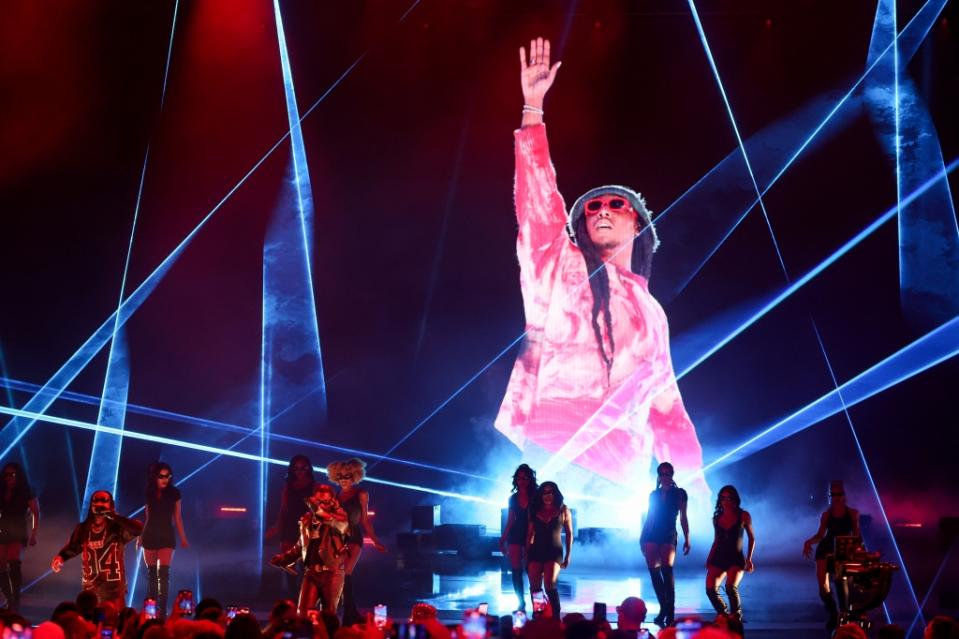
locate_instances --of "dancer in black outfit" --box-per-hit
[803,480,860,630]
[500,464,536,611]
[705,485,755,621]
[139,462,189,620]
[0,463,39,611]
[327,458,386,625]
[267,456,316,552]
[640,462,689,627]
[526,481,572,619]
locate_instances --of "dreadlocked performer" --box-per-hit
[495,37,707,494]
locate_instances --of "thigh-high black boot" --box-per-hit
[146,565,159,601]
[511,569,527,611]
[157,566,170,621]
[546,588,561,620]
[9,560,22,612]
[819,588,838,629]
[341,575,361,626]
[660,565,676,625]
[705,585,728,615]
[725,582,742,621]
[648,568,667,625]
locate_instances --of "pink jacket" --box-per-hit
[495,124,706,490]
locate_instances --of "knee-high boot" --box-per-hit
[819,588,838,629]
[660,565,676,624]
[511,569,526,611]
[146,565,159,600]
[545,588,561,620]
[648,567,667,624]
[8,561,22,612]
[342,575,361,625]
[0,565,11,610]
[705,586,728,615]
[157,566,170,621]
[725,582,742,620]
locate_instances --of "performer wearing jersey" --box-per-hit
[51,490,143,608]
[705,485,755,621]
[327,458,386,624]
[500,464,537,611]
[526,481,572,619]
[271,484,351,616]
[803,481,860,630]
[640,462,689,627]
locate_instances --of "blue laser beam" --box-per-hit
[0,56,370,461]
[0,405,498,505]
[687,5,921,623]
[86,0,181,515]
[686,0,787,275]
[676,156,959,380]
[667,0,948,299]
[0,375,502,485]
[0,0,428,461]
[539,157,958,475]
[906,540,956,637]
[375,0,949,460]
[693,313,959,476]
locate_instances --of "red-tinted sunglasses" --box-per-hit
[584,196,631,215]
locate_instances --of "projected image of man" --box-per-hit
[496,37,707,495]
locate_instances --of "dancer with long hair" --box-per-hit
[139,462,188,619]
[640,462,689,627]
[526,481,572,619]
[0,463,39,611]
[803,480,860,630]
[52,490,143,608]
[266,455,316,552]
[500,464,537,611]
[705,485,755,622]
[327,458,386,625]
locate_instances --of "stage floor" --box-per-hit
[21,552,900,639]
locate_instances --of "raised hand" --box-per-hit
[519,37,561,109]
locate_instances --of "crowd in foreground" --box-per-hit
[1,591,956,639]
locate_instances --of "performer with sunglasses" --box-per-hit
[803,481,860,630]
[496,37,708,499]
[51,490,143,608]
[138,462,189,620]
[271,483,351,616]
[327,458,386,624]
[640,463,689,627]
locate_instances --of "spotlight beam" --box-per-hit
[692,313,959,476]
[687,3,922,623]
[0,375,503,485]
[676,157,959,381]
[0,405,498,506]
[1,0,426,460]
[668,0,947,298]
[375,0,947,459]
[0,53,372,462]
[537,158,958,475]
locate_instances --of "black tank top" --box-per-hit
[820,508,854,551]
[507,493,530,545]
[340,490,364,545]
[531,511,562,554]
[710,510,745,568]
